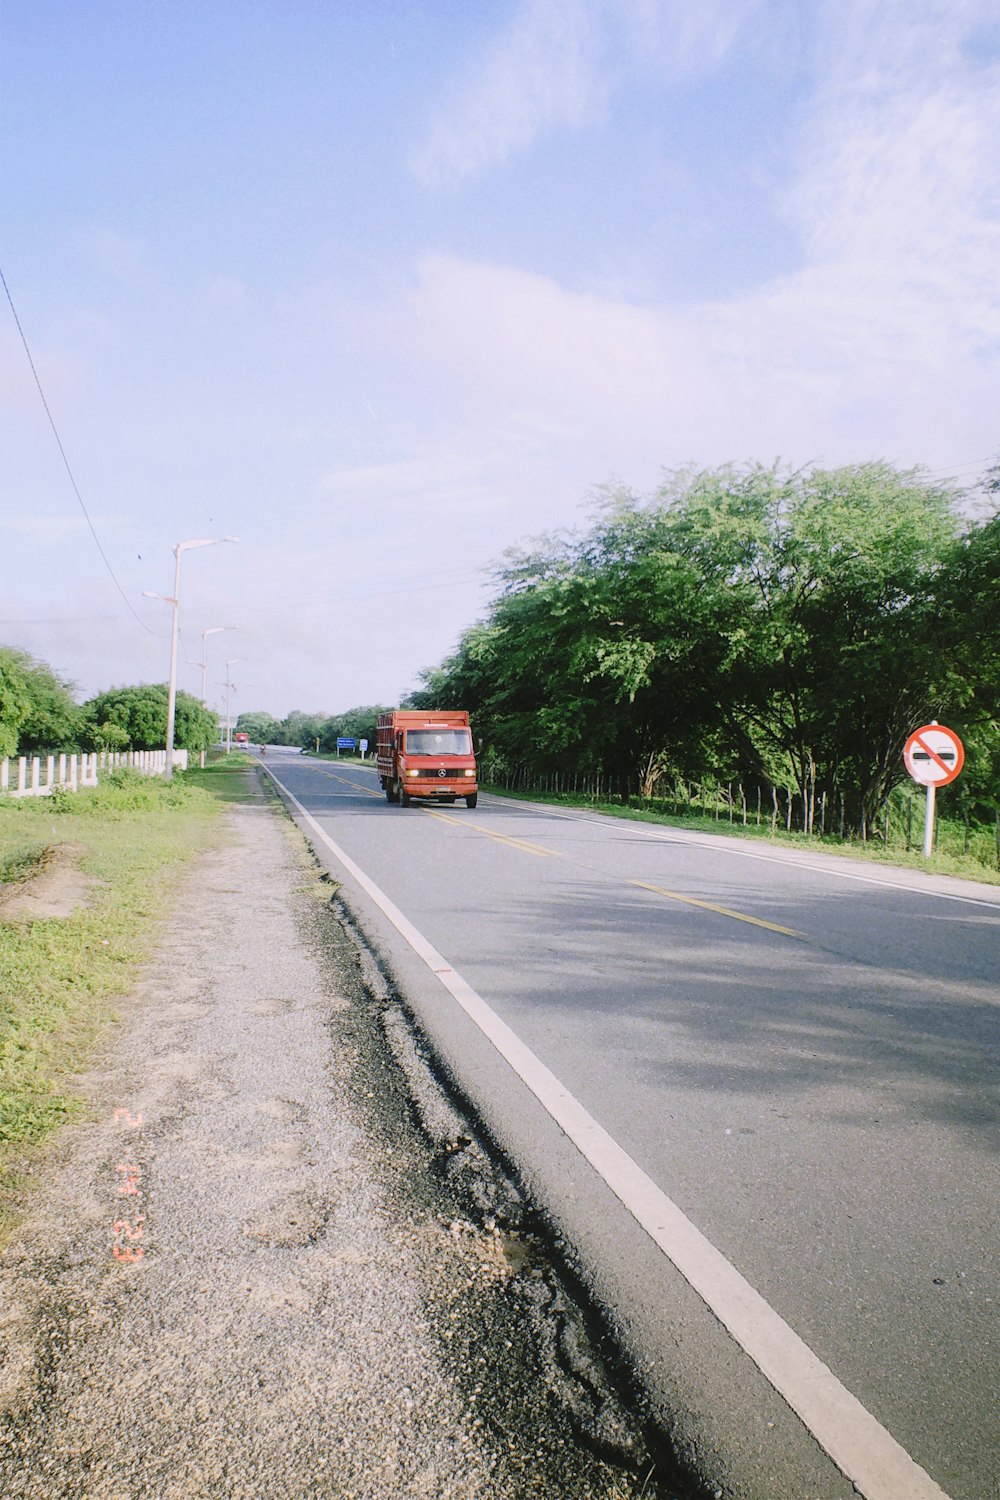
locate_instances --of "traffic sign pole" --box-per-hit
[902,721,963,860]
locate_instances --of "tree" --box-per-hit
[0,647,82,756]
[80,685,218,752]
[282,710,330,750]
[236,711,282,744]
[0,648,32,759]
[92,721,130,752]
[11,652,82,753]
[318,705,390,753]
[654,462,961,832]
[411,460,983,833]
[173,692,220,752]
[934,507,1000,813]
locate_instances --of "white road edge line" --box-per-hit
[514,800,1000,912]
[266,765,953,1500]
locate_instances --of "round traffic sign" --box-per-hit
[903,724,964,787]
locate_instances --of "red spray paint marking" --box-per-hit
[113,1215,145,1262]
[111,1107,145,1263]
[116,1163,142,1196]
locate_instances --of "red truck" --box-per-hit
[377,710,478,808]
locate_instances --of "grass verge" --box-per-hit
[484,785,1000,887]
[0,759,258,1239]
[182,751,262,802]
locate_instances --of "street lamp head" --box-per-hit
[143,589,178,605]
[174,535,240,556]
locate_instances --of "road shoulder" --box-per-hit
[0,795,675,1499]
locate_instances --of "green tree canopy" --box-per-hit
[235,711,282,744]
[0,647,82,756]
[318,705,391,752]
[282,710,332,749]
[81,685,218,752]
[412,461,996,832]
[12,652,83,754]
[0,648,33,759]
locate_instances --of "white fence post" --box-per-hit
[1,745,182,798]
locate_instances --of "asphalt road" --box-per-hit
[265,749,1000,1500]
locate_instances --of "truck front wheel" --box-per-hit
[465,793,478,809]
[385,781,398,803]
[399,781,411,807]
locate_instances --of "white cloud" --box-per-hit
[617,0,761,77]
[404,0,1000,473]
[411,0,757,187]
[411,0,606,187]
[0,515,94,546]
[6,2,997,721]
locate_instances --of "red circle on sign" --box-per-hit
[903,724,964,787]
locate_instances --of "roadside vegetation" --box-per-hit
[405,460,1000,859]
[0,758,257,1239]
[485,781,1000,885]
[0,657,218,759]
[232,705,389,757]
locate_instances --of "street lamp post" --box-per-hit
[222,659,243,752]
[199,625,237,768]
[145,536,238,780]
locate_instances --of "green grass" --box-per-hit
[484,784,1000,886]
[0,767,240,1237]
[298,750,371,765]
[182,751,262,802]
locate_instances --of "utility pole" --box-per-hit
[199,626,237,767]
[221,659,243,753]
[144,536,238,779]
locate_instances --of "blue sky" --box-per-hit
[2,0,998,720]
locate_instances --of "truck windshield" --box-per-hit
[405,730,472,755]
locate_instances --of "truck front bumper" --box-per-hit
[404,782,477,800]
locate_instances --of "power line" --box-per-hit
[0,613,128,625]
[920,456,995,477]
[0,572,491,629]
[0,263,156,634]
[227,573,490,621]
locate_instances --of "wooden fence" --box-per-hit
[0,748,188,799]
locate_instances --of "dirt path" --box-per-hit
[0,794,674,1499]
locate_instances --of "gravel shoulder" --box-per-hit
[0,790,694,1499]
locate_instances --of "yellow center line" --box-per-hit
[426,809,560,858]
[305,775,801,929]
[318,769,383,798]
[629,880,804,938]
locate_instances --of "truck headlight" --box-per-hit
[407,769,419,776]
[464,769,475,776]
